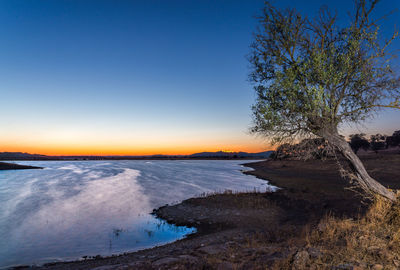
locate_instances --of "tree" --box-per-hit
[249,0,399,200]
[349,134,370,154]
[386,130,400,148]
[370,134,387,153]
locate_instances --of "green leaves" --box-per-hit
[249,0,399,142]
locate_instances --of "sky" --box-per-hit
[0,0,399,155]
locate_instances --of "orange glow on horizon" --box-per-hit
[0,138,274,156]
[0,144,273,156]
[0,130,274,156]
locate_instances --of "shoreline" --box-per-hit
[0,162,43,170]
[19,154,400,269]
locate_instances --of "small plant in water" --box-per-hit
[112,228,123,237]
[144,229,154,237]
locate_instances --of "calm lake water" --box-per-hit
[0,160,274,268]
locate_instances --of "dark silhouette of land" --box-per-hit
[0,162,43,170]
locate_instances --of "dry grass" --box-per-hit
[275,191,400,269]
[195,190,277,209]
[158,189,400,269]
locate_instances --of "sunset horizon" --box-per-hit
[0,145,273,156]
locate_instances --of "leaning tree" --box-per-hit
[249,0,400,200]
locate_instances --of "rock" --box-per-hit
[292,250,309,269]
[198,244,224,255]
[152,257,180,266]
[372,264,383,270]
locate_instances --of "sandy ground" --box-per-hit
[23,152,400,269]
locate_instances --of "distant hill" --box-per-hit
[188,151,273,159]
[0,152,50,160]
[0,151,273,160]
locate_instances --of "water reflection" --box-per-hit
[0,160,272,268]
[0,165,195,268]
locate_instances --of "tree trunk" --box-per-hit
[322,130,396,201]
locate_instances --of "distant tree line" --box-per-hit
[271,130,400,160]
[349,130,400,154]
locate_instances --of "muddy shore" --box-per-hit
[29,153,400,269]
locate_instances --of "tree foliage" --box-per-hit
[370,133,387,153]
[249,0,400,143]
[386,130,400,148]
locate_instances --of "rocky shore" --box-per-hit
[31,153,400,269]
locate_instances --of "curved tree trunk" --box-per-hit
[321,130,396,201]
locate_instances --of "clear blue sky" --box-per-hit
[0,0,399,155]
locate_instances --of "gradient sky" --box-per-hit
[1,0,399,155]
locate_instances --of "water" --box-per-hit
[0,160,275,268]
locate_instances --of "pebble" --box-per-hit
[292,250,309,269]
[372,264,383,270]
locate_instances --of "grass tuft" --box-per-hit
[275,191,400,269]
